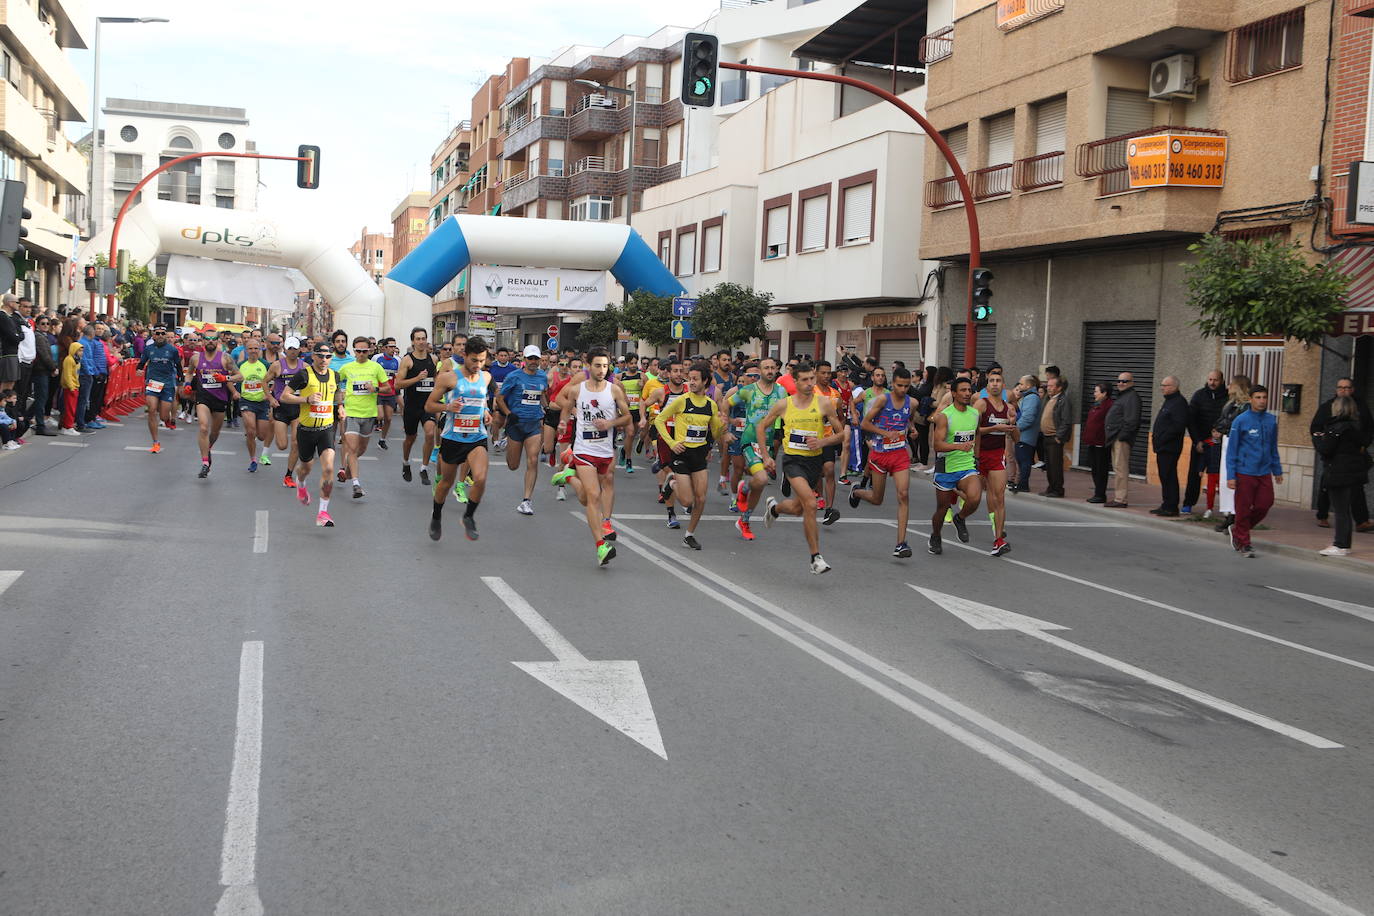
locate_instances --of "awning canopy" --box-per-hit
[1328,246,1374,335]
[794,0,927,68]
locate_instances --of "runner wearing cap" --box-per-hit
[265,336,306,487]
[495,344,549,515]
[137,325,181,453]
[279,344,341,527]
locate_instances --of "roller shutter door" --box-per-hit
[1105,88,1155,137]
[877,338,921,372]
[1080,320,1156,475]
[949,323,996,370]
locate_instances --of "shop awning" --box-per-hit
[794,0,926,68]
[1329,246,1374,335]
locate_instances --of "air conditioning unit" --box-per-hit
[1149,53,1197,100]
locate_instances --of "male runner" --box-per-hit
[642,358,688,528]
[546,355,583,496]
[814,359,845,524]
[929,377,985,556]
[337,335,389,498]
[755,362,845,574]
[551,347,632,566]
[327,329,351,373]
[723,362,756,506]
[616,354,643,473]
[279,344,340,527]
[496,344,548,515]
[265,337,306,487]
[372,337,400,449]
[395,327,438,486]
[425,337,492,542]
[486,345,516,450]
[190,333,237,478]
[712,351,736,495]
[137,325,181,453]
[230,337,273,471]
[655,360,728,549]
[849,366,916,557]
[726,356,786,541]
[974,368,1015,556]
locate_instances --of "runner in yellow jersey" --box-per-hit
[754,361,845,574]
[279,344,341,527]
[654,360,728,550]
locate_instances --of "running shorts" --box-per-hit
[439,437,488,466]
[869,448,910,478]
[820,444,839,465]
[781,455,823,492]
[934,468,979,492]
[273,403,300,424]
[977,449,1006,475]
[297,425,334,462]
[744,442,767,476]
[403,411,435,437]
[378,395,397,409]
[344,416,377,437]
[197,394,228,413]
[656,436,674,467]
[572,451,614,475]
[670,446,710,476]
[543,407,562,430]
[144,379,176,403]
[506,416,543,443]
[239,400,271,422]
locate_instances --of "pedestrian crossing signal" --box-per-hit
[972,267,994,322]
[296,145,320,189]
[681,33,719,108]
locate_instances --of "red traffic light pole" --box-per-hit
[719,62,983,370]
[100,150,314,321]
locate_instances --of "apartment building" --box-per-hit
[391,190,429,267]
[920,0,1331,505]
[349,227,392,285]
[0,0,88,310]
[426,120,472,336]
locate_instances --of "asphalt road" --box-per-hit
[2,418,1373,916]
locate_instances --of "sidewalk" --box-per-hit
[1000,462,1374,571]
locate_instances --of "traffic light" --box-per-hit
[84,264,98,292]
[296,144,320,189]
[971,267,994,321]
[681,33,719,108]
[0,179,31,254]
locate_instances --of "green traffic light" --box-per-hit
[693,78,712,95]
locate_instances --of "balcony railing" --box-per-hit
[113,167,143,184]
[569,156,607,175]
[924,175,963,209]
[1013,151,1064,190]
[504,112,530,134]
[1076,125,1227,196]
[919,26,954,64]
[504,170,528,189]
[971,163,1013,200]
[572,93,621,114]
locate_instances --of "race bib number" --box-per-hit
[581,426,609,440]
[685,424,708,444]
[309,403,333,420]
[521,390,542,406]
[627,393,641,408]
[453,414,480,431]
[200,374,221,390]
[243,380,263,394]
[352,381,371,394]
[417,379,434,392]
[732,417,746,430]
[788,428,818,449]
[877,433,906,452]
[953,430,975,446]
[145,379,165,394]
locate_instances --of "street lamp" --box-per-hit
[575,79,636,304]
[89,16,170,237]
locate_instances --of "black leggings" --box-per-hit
[1328,484,1356,549]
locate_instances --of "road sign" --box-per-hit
[547,324,559,338]
[547,336,559,350]
[671,319,694,340]
[672,297,697,318]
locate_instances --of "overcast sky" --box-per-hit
[80,0,721,248]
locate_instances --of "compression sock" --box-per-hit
[319,497,330,513]
[464,500,478,519]
[432,501,444,519]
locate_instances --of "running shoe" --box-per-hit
[402,464,412,482]
[666,511,680,530]
[764,497,779,529]
[928,533,943,555]
[429,517,442,541]
[650,459,662,474]
[717,478,729,496]
[260,453,271,466]
[165,420,176,430]
[283,473,296,488]
[462,515,478,541]
[683,533,701,550]
[817,496,825,511]
[453,479,468,503]
[849,489,864,510]
[297,483,309,505]
[316,510,334,528]
[556,486,566,501]
[198,462,210,479]
[781,479,792,498]
[991,537,1011,557]
[377,439,388,450]
[597,541,616,566]
[337,468,347,483]
[249,461,258,473]
[810,554,832,575]
[736,482,748,514]
[551,467,575,487]
[352,483,365,499]
[419,466,431,486]
[893,542,912,558]
[951,513,970,543]
[735,518,755,541]
[1241,544,1256,558]
[150,443,162,454]
[660,480,675,502]
[625,463,634,475]
[601,520,617,541]
[822,507,841,526]
[517,499,534,516]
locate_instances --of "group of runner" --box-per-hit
[136,327,1025,570]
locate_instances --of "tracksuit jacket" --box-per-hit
[1226,409,1283,478]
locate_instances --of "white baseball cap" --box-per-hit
[285,336,301,350]
[523,344,541,358]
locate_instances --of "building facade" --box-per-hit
[391,190,429,270]
[349,227,392,285]
[427,120,471,337]
[920,0,1331,505]
[0,0,89,310]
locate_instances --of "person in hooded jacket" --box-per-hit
[1313,395,1370,557]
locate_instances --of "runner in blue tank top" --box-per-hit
[849,367,917,557]
[425,337,492,543]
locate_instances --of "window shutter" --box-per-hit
[986,113,1014,166]
[842,184,873,244]
[1034,97,1067,154]
[944,126,968,176]
[766,206,789,255]
[800,195,827,251]
[1105,88,1155,137]
[677,231,696,276]
[703,224,722,272]
[659,237,671,267]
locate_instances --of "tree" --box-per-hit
[692,282,773,351]
[91,253,166,324]
[620,288,674,350]
[1184,234,1350,364]
[575,304,622,350]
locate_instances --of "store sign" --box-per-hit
[1331,311,1374,336]
[468,305,497,333]
[996,0,1027,25]
[1346,161,1374,226]
[468,264,605,311]
[1126,134,1228,189]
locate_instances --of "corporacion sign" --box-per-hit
[1345,161,1374,226]
[1126,134,1228,189]
[468,264,606,312]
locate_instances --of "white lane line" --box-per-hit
[0,570,21,598]
[125,446,237,455]
[47,440,88,447]
[610,514,1125,527]
[252,511,268,554]
[1267,587,1374,625]
[913,586,1341,749]
[608,521,1360,916]
[215,641,264,916]
[937,538,1374,676]
[481,576,584,661]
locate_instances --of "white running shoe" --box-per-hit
[810,554,831,575]
[1319,546,1351,557]
[556,486,566,501]
[517,499,534,516]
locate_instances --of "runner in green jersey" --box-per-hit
[229,338,273,472]
[928,377,985,555]
[725,356,786,540]
[336,336,389,499]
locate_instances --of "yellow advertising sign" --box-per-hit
[409,218,427,232]
[996,0,1028,25]
[1126,134,1228,189]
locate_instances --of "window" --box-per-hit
[676,228,697,277]
[216,308,236,324]
[985,112,1014,166]
[168,135,194,150]
[763,199,790,259]
[943,126,968,177]
[642,128,661,167]
[658,231,672,268]
[1033,96,1067,154]
[215,195,234,209]
[188,306,203,320]
[120,124,138,142]
[839,174,875,245]
[548,139,565,177]
[702,220,722,273]
[798,187,829,252]
[217,132,236,149]
[1105,88,1156,137]
[1,51,11,88]
[570,195,612,221]
[1227,8,1303,82]
[375,248,384,260]
[665,124,682,166]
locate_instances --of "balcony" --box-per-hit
[503,112,569,156]
[502,172,569,211]
[569,156,608,176]
[430,119,472,161]
[41,134,86,192]
[924,175,963,209]
[0,82,48,159]
[0,0,88,119]
[1013,151,1064,191]
[569,96,628,141]
[971,163,1013,201]
[1075,125,1225,197]
[919,26,953,64]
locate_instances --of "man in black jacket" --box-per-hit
[1151,376,1189,515]
[1183,370,1225,512]
[1312,377,1374,531]
[1104,371,1142,507]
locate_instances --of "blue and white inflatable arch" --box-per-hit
[382,215,684,342]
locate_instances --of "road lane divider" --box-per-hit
[215,641,264,916]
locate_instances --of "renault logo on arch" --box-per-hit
[484,272,504,299]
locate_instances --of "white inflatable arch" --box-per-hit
[383,215,683,343]
[77,199,384,336]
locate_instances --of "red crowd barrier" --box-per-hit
[99,360,143,420]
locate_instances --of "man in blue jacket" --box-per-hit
[1226,384,1284,558]
[76,325,107,431]
[1012,374,1041,493]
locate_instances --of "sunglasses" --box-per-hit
[353,347,369,352]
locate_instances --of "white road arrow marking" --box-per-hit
[0,570,21,598]
[1267,587,1374,624]
[911,586,1342,749]
[482,576,665,759]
